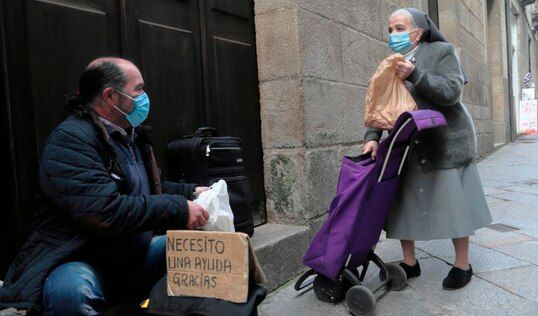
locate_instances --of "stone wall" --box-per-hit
[254,0,427,224]
[439,0,495,158]
[487,0,511,144]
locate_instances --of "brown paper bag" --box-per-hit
[364,53,417,130]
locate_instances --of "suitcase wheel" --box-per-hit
[379,262,407,291]
[345,285,376,316]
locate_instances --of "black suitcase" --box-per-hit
[167,127,254,236]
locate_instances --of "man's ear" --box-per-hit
[102,87,115,105]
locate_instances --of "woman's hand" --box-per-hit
[395,60,415,80]
[362,140,379,159]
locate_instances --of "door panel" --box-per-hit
[137,20,205,170]
[27,0,110,147]
[0,0,120,276]
[203,0,265,221]
[124,0,205,175]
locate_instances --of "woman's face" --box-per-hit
[388,13,423,44]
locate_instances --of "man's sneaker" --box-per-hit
[443,264,473,290]
[399,260,421,279]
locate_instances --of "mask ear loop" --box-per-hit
[112,89,135,116]
[409,28,422,44]
[115,89,136,101]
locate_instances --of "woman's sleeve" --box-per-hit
[406,44,465,106]
[364,127,383,142]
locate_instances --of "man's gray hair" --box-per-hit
[389,9,418,28]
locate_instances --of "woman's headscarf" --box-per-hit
[404,8,448,43]
[404,7,468,84]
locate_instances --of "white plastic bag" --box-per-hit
[193,180,235,232]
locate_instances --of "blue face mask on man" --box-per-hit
[388,29,418,54]
[113,89,150,128]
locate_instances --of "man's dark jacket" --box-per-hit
[0,114,196,312]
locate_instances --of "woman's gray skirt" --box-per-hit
[384,150,492,241]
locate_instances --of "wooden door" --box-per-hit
[201,0,265,222]
[0,0,122,276]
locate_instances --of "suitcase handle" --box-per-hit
[194,127,218,137]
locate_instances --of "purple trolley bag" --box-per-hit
[294,110,446,315]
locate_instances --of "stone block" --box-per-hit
[374,238,432,263]
[438,0,460,44]
[461,50,480,83]
[479,134,492,155]
[255,8,300,81]
[475,119,486,134]
[298,9,343,82]
[476,83,488,106]
[302,77,364,147]
[493,122,508,144]
[467,0,485,24]
[486,119,494,134]
[470,226,533,248]
[254,0,296,15]
[402,258,530,315]
[484,200,538,238]
[387,0,427,9]
[478,265,538,302]
[259,78,304,148]
[415,240,529,273]
[494,240,538,265]
[491,76,506,94]
[478,63,491,85]
[487,49,503,75]
[298,0,384,40]
[461,27,486,62]
[303,147,341,219]
[263,149,307,222]
[342,27,389,87]
[251,223,311,291]
[338,144,363,160]
[491,94,508,120]
[379,0,399,41]
[462,81,480,106]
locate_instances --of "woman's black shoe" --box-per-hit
[443,264,473,290]
[399,260,421,279]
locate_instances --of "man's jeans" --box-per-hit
[42,235,166,315]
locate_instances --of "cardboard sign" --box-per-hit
[166,230,266,303]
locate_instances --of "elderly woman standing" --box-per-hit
[362,8,492,290]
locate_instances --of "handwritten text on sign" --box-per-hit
[166,230,249,303]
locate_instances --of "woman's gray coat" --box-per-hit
[365,41,476,170]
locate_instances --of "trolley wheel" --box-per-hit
[345,285,376,316]
[313,274,346,303]
[379,262,407,291]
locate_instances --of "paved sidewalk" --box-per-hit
[260,135,538,316]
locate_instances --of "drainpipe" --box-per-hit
[505,0,516,141]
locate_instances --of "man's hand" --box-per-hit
[186,201,210,230]
[194,186,209,199]
[362,140,379,159]
[395,60,415,80]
